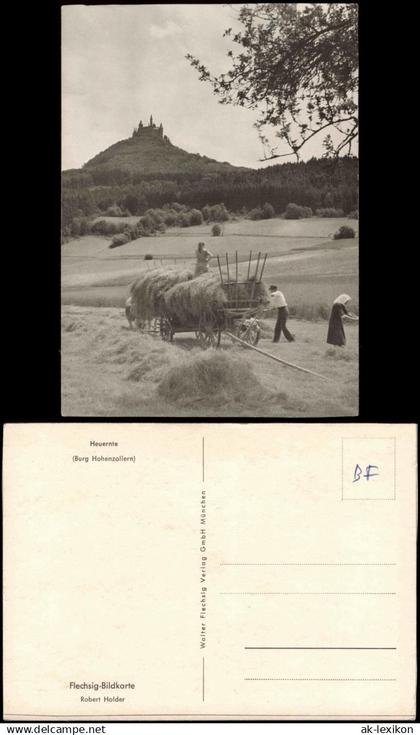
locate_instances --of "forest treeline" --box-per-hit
[62,155,358,233]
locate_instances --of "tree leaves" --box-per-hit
[186,3,358,161]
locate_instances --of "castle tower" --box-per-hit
[133,117,164,137]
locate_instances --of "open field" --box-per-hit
[61,217,359,260]
[62,305,358,417]
[61,216,358,416]
[62,270,357,321]
[62,217,358,316]
[87,214,358,241]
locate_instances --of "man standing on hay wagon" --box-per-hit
[194,242,213,277]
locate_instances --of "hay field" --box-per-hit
[62,216,357,285]
[62,239,358,319]
[61,217,358,415]
[88,215,357,242]
[62,218,357,299]
[62,305,358,417]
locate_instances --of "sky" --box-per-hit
[62,4,354,171]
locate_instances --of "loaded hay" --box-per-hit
[129,267,270,325]
[164,272,270,323]
[129,267,194,322]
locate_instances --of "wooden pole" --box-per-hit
[254,251,261,280]
[225,253,230,299]
[247,250,252,281]
[250,251,261,301]
[235,250,238,307]
[217,255,224,285]
[259,253,268,282]
[226,332,330,381]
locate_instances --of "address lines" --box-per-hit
[243,646,397,681]
[220,561,397,683]
[219,561,396,595]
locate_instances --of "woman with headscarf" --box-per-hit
[194,242,213,277]
[327,294,358,346]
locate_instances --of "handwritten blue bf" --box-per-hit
[342,437,396,500]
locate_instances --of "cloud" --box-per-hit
[149,20,183,39]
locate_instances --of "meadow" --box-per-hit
[62,306,358,417]
[62,217,358,313]
[61,215,358,416]
[63,216,357,265]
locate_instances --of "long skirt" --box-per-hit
[327,303,346,346]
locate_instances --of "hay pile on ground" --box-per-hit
[164,273,269,323]
[62,310,90,333]
[129,267,193,321]
[157,350,283,409]
[93,329,176,371]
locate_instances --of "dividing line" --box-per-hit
[220,563,396,566]
[220,592,396,595]
[201,438,205,703]
[245,678,396,682]
[245,647,396,650]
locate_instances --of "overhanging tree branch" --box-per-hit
[187,3,358,161]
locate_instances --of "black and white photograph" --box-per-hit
[61,3,359,417]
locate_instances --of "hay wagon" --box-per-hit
[159,251,268,348]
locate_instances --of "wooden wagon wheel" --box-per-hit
[160,315,174,342]
[197,315,221,349]
[150,317,161,336]
[236,319,261,346]
[245,321,260,346]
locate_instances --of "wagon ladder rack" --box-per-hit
[216,250,268,309]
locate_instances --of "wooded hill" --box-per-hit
[62,123,358,228]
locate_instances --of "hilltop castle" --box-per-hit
[132,115,169,142]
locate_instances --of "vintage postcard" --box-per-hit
[61,4,359,417]
[3,423,416,720]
